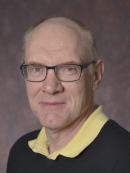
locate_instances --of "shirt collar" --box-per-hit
[28,105,108,160]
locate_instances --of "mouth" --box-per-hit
[39,102,65,108]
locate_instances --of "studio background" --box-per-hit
[0,0,130,172]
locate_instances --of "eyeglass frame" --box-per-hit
[20,60,97,82]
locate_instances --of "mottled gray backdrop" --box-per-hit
[0,0,130,172]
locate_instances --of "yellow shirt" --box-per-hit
[28,105,108,160]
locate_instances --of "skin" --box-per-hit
[24,18,104,153]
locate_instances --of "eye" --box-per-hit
[59,65,78,75]
[32,67,41,72]
[27,65,45,76]
[29,66,42,73]
[67,67,74,71]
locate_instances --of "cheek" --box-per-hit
[26,82,41,101]
[72,75,93,106]
[64,79,88,107]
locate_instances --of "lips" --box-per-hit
[39,102,65,108]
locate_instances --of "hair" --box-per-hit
[23,15,98,74]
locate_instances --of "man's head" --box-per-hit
[22,16,104,131]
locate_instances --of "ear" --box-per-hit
[92,59,104,91]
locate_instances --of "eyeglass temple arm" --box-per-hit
[81,60,97,69]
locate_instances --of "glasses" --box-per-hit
[20,60,96,82]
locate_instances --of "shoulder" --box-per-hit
[10,129,41,152]
[102,120,130,169]
[102,119,130,140]
[7,129,41,172]
[98,119,130,156]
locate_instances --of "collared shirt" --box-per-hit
[28,105,108,160]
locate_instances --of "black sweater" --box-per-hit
[7,120,130,173]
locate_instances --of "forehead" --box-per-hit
[24,19,86,63]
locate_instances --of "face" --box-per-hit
[24,21,94,131]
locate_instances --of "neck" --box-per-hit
[45,103,96,154]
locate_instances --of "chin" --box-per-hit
[40,118,69,131]
[38,117,61,129]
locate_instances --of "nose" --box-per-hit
[41,69,64,94]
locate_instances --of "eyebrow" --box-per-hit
[26,61,80,65]
[26,61,44,65]
[61,61,80,65]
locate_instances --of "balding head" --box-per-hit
[24,16,97,74]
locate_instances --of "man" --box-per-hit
[7,16,130,173]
